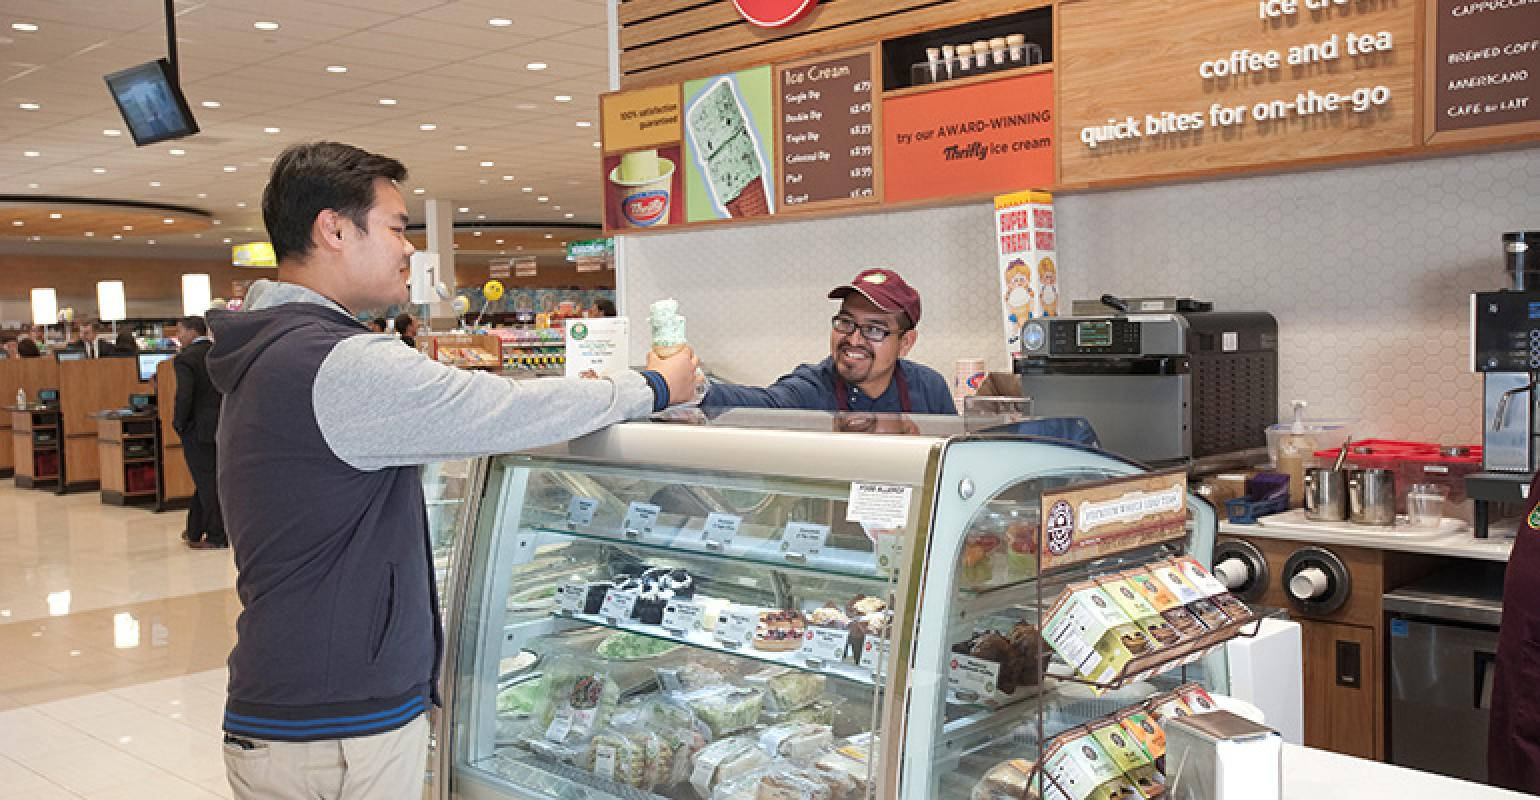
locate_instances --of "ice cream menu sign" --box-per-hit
[1428,0,1540,141]
[775,48,880,210]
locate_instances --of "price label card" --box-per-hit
[593,743,618,781]
[622,502,661,536]
[600,588,638,621]
[846,483,913,528]
[780,522,830,558]
[948,654,1004,696]
[661,599,704,633]
[715,608,757,647]
[545,712,574,742]
[556,582,588,614]
[567,496,599,527]
[859,636,891,675]
[874,531,905,577]
[701,513,741,548]
[801,626,850,663]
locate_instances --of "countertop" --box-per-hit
[1220,509,1514,562]
[1283,744,1526,798]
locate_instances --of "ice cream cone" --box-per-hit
[652,343,686,358]
[725,177,770,218]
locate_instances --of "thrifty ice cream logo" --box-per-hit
[731,0,819,28]
[623,191,669,227]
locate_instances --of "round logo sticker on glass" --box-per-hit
[570,323,589,341]
[731,0,819,28]
[1045,500,1074,556]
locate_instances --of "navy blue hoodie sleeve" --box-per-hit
[702,363,834,410]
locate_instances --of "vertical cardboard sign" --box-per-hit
[994,190,1057,359]
[683,66,777,222]
[883,71,1054,204]
[601,84,685,232]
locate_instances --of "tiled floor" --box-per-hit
[0,482,240,798]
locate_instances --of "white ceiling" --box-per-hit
[0,0,612,255]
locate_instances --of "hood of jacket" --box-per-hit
[205,279,360,395]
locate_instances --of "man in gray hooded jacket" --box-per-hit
[208,141,697,798]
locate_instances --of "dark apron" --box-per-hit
[1491,471,1540,792]
[834,366,912,413]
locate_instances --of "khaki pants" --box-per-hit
[223,712,429,800]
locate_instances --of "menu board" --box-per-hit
[776,47,880,211]
[1428,0,1540,141]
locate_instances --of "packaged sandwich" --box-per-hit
[1042,583,1157,684]
[746,667,827,712]
[527,657,621,746]
[759,722,834,762]
[1087,719,1163,799]
[686,687,766,738]
[1168,556,1255,624]
[813,737,875,799]
[692,735,771,798]
[972,758,1041,800]
[583,727,673,791]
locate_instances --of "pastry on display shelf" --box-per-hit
[807,603,851,629]
[971,758,1039,800]
[687,687,766,738]
[754,610,808,652]
[595,632,683,662]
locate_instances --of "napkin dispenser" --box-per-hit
[1165,711,1281,800]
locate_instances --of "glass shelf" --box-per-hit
[508,610,881,689]
[523,524,889,584]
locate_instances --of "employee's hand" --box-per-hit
[647,345,699,406]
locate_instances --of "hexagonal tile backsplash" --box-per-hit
[623,145,1540,445]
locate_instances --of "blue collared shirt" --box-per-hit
[702,357,957,414]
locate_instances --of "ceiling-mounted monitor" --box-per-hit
[104,58,199,146]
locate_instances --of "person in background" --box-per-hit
[591,297,617,317]
[368,318,387,333]
[206,141,697,796]
[174,317,225,550]
[114,331,140,356]
[702,268,957,414]
[1,336,16,359]
[68,320,114,358]
[394,311,417,349]
[17,339,41,358]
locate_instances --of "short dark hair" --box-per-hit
[263,142,408,263]
[594,297,617,317]
[393,312,415,332]
[181,316,208,336]
[17,339,40,357]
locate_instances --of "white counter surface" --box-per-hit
[1283,744,1526,799]
[1220,509,1514,562]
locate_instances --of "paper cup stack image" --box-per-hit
[686,79,771,218]
[609,149,675,228]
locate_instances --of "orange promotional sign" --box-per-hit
[883,72,1055,204]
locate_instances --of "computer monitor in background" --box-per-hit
[129,394,155,411]
[55,350,84,362]
[37,389,59,407]
[103,58,198,146]
[137,352,174,382]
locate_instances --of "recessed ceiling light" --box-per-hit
[326,65,348,73]
[544,233,553,239]
[91,167,107,174]
[236,201,247,208]
[197,192,207,198]
[147,239,156,245]
[479,161,494,167]
[564,212,575,219]
[18,102,39,111]
[526,62,547,71]
[419,123,437,131]
[516,245,524,251]
[122,225,133,231]
[169,148,185,156]
[412,188,425,195]
[489,17,512,26]
[149,181,161,187]
[515,103,537,111]
[254,21,279,30]
[378,98,396,105]
[521,187,533,192]
[502,175,513,181]
[27,183,38,188]
[163,218,174,224]
[263,126,281,134]
[11,22,39,32]
[473,231,482,236]
[576,121,592,128]
[193,233,201,238]
[478,178,488,184]
[49,212,61,219]
[113,234,122,240]
[592,141,601,148]
[453,144,468,151]
[103,128,122,137]
[495,239,504,244]
[554,95,572,103]
[223,165,238,172]
[201,100,221,108]
[223,237,232,244]
[23,150,39,158]
[213,219,222,225]
[476,214,485,220]
[457,207,469,213]
[84,231,94,237]
[11,221,23,227]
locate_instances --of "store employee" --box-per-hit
[703,268,956,414]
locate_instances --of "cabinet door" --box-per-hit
[1302,620,1379,759]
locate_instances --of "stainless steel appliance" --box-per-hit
[1474,289,1540,472]
[1384,562,1504,783]
[1303,468,1348,521]
[1346,467,1396,526]
[1015,308,1278,465]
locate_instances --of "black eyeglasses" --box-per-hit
[831,315,902,343]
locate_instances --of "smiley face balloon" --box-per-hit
[483,280,505,302]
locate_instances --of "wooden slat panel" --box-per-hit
[623,0,1045,85]
[60,360,138,437]
[619,0,714,27]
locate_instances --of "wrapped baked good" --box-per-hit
[807,602,851,629]
[758,722,833,762]
[584,729,671,790]
[635,696,709,788]
[745,667,827,712]
[692,735,770,798]
[526,657,620,745]
[656,662,726,693]
[814,742,873,798]
[972,758,1039,800]
[754,769,834,800]
[687,687,766,738]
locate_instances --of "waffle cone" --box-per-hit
[724,178,770,218]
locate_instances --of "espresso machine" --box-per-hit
[1466,231,1540,536]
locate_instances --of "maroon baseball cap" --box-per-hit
[828,268,922,327]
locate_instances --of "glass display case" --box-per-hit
[439,411,1242,800]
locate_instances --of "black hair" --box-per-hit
[18,339,40,357]
[181,316,209,336]
[114,331,139,353]
[594,297,617,317]
[368,318,387,332]
[393,312,415,333]
[262,141,408,263]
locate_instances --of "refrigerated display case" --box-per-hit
[437,410,1241,800]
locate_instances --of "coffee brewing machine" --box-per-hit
[1467,231,1540,537]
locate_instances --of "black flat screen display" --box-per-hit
[104,59,199,146]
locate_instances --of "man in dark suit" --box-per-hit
[173,316,225,549]
[68,321,116,358]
